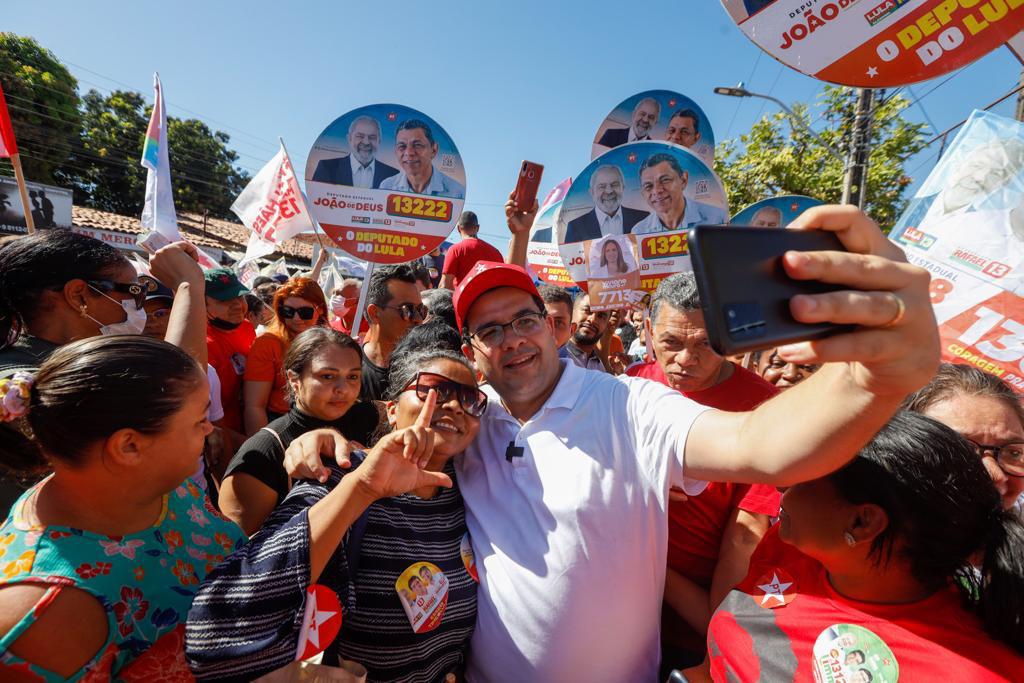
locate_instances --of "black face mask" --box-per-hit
[209,316,242,331]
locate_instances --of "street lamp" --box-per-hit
[713,83,846,162]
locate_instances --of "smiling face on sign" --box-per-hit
[640,161,687,228]
[395,126,438,188]
[348,117,381,166]
[631,98,660,139]
[590,166,625,216]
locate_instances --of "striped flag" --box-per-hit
[0,81,17,158]
[140,73,180,240]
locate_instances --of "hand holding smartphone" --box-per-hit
[688,225,853,356]
[513,161,544,211]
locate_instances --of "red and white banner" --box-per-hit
[724,0,1024,87]
[892,109,1024,392]
[233,141,314,265]
[0,81,18,158]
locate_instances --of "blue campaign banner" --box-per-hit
[557,141,728,309]
[730,195,823,227]
[592,90,715,166]
[305,104,465,264]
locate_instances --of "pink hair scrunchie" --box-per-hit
[0,372,34,422]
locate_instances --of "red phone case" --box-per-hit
[514,161,544,210]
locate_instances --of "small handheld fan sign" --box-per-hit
[556,141,729,311]
[305,104,466,264]
[731,195,824,227]
[527,177,575,287]
[720,0,1024,88]
[592,90,715,166]
[295,584,342,661]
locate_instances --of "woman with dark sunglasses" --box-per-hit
[243,277,328,436]
[220,327,378,535]
[188,347,484,682]
[0,230,208,510]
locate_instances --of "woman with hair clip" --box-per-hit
[187,347,484,682]
[902,362,1024,511]
[0,230,210,512]
[243,277,329,435]
[685,412,1024,682]
[0,336,244,681]
[220,327,378,535]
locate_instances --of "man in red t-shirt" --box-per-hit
[204,268,256,434]
[625,272,780,669]
[439,211,503,289]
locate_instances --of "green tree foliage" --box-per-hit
[69,89,147,213]
[69,89,252,217]
[714,86,928,229]
[1,33,250,219]
[0,33,81,184]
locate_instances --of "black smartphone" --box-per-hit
[688,225,853,356]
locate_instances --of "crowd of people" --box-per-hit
[0,198,1022,682]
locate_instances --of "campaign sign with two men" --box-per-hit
[557,141,729,310]
[306,104,466,264]
[731,195,824,227]
[591,90,716,166]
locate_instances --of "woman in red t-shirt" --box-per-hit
[243,277,326,435]
[691,411,1024,682]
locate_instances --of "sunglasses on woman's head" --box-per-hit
[280,305,317,320]
[402,371,487,418]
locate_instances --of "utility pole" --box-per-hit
[841,88,876,209]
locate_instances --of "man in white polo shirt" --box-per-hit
[283,205,938,682]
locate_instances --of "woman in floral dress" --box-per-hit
[0,336,244,681]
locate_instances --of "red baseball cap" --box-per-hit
[453,261,541,332]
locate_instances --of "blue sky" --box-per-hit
[7,0,1019,255]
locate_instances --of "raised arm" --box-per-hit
[685,205,938,485]
[504,192,538,268]
[149,241,208,367]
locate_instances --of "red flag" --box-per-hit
[0,82,18,158]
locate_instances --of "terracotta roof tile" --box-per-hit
[71,206,313,262]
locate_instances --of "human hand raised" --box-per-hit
[353,389,452,500]
[149,241,204,289]
[505,191,538,237]
[780,204,939,397]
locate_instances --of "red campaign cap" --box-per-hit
[453,261,540,332]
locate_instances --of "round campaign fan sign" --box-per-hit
[306,104,466,264]
[527,178,575,287]
[592,90,715,166]
[721,0,1024,88]
[557,141,729,310]
[731,195,824,227]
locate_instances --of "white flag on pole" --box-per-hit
[232,141,314,265]
[140,73,181,241]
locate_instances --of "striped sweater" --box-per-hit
[185,458,476,682]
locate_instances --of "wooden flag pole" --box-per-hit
[10,153,34,234]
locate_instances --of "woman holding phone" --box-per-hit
[187,347,484,682]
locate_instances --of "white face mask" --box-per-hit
[86,289,148,336]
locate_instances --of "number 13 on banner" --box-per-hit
[932,278,1024,390]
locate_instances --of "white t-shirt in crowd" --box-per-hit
[194,364,225,490]
[456,359,708,683]
[207,364,225,423]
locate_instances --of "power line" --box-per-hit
[1,81,268,170]
[1,57,278,157]
[724,49,763,139]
